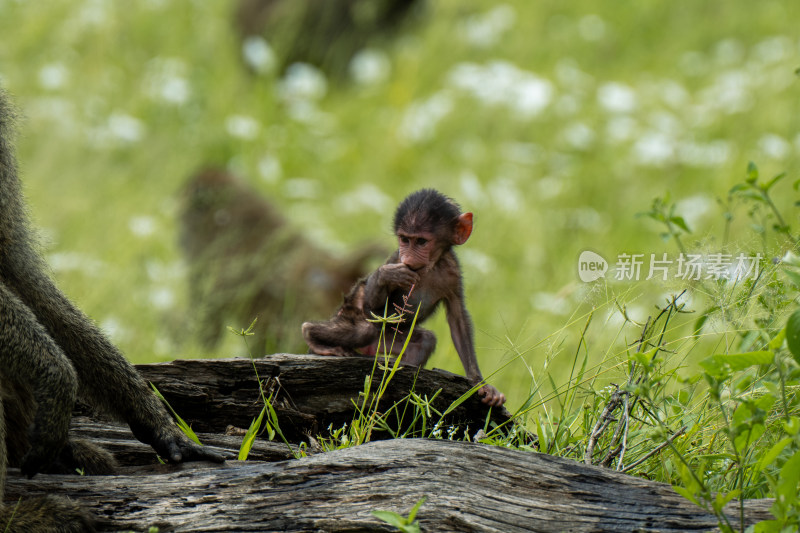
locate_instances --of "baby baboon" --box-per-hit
[0,90,225,531]
[303,189,506,407]
[179,168,384,354]
[234,0,421,77]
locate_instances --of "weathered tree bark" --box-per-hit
[5,356,775,532]
[6,439,773,532]
[129,354,515,440]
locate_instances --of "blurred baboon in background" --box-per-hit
[179,168,385,355]
[234,0,422,78]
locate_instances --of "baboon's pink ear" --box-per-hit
[453,212,473,245]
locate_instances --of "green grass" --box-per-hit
[0,0,798,416]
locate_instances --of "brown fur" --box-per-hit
[0,90,224,532]
[302,189,506,407]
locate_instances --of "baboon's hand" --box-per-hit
[477,384,506,408]
[378,263,419,290]
[132,421,228,463]
[158,432,229,464]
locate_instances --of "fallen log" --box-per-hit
[7,439,773,532]
[129,354,515,440]
[5,356,775,532]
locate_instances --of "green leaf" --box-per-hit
[746,161,759,183]
[239,406,266,461]
[757,437,793,471]
[729,183,752,194]
[776,450,800,502]
[630,347,659,367]
[672,485,701,506]
[783,417,800,436]
[712,490,739,512]
[407,496,427,522]
[767,327,786,352]
[151,383,202,445]
[699,351,774,379]
[785,310,800,364]
[263,396,280,441]
[635,210,661,221]
[693,307,719,337]
[733,422,765,454]
[536,416,548,453]
[751,520,784,533]
[677,461,704,494]
[371,511,406,528]
[227,316,259,337]
[773,223,791,235]
[754,393,776,412]
[670,215,691,233]
[764,172,787,191]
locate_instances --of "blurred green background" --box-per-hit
[0,0,797,411]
